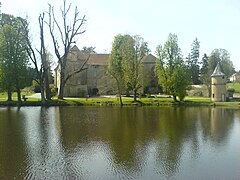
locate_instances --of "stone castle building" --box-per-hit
[211,62,227,102]
[54,45,158,97]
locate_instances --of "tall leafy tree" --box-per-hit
[108,34,126,106]
[0,14,28,102]
[155,33,190,101]
[122,35,149,102]
[0,25,15,101]
[208,49,235,78]
[187,38,200,84]
[199,53,211,96]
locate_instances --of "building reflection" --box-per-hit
[199,107,234,145]
[0,106,236,179]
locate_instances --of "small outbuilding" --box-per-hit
[211,63,227,102]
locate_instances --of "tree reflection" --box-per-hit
[0,107,27,179]
[57,107,236,178]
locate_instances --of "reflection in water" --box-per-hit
[0,106,239,179]
[22,107,66,179]
[0,107,27,179]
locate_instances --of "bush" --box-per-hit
[227,88,235,98]
[34,85,41,93]
[50,84,57,97]
[227,88,235,93]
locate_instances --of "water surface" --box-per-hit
[0,106,240,179]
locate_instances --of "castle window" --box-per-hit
[212,93,215,98]
[222,76,224,79]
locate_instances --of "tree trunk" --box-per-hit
[58,74,65,99]
[7,89,12,101]
[208,84,211,98]
[16,88,21,103]
[133,89,137,102]
[173,95,177,102]
[44,71,51,100]
[15,77,21,103]
[116,80,123,107]
[40,85,46,104]
[119,94,123,107]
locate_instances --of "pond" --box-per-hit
[0,106,240,179]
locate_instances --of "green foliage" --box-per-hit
[200,53,208,75]
[32,80,39,86]
[208,49,235,78]
[187,38,200,84]
[122,35,148,95]
[227,88,235,93]
[109,34,150,101]
[155,33,191,101]
[108,34,126,100]
[49,84,57,95]
[227,82,240,93]
[0,14,29,101]
[80,46,96,54]
[172,65,191,101]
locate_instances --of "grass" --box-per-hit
[0,91,34,99]
[0,92,240,107]
[227,82,240,93]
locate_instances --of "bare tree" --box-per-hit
[39,13,51,100]
[46,0,86,99]
[21,14,47,104]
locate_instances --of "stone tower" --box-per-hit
[211,62,227,102]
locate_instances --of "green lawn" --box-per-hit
[0,92,239,107]
[227,82,240,93]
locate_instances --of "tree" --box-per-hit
[208,49,235,78]
[187,38,200,84]
[122,35,149,102]
[20,14,47,103]
[200,53,211,96]
[0,14,29,102]
[108,34,126,106]
[155,33,191,101]
[47,0,86,99]
[80,46,96,54]
[39,13,51,100]
[0,25,15,101]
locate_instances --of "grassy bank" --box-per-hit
[227,82,240,93]
[0,95,240,107]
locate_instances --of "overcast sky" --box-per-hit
[2,0,240,70]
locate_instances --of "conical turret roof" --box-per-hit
[211,62,225,77]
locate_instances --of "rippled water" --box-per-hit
[0,106,240,179]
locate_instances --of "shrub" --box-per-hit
[227,88,235,93]
[34,85,41,93]
[50,84,57,97]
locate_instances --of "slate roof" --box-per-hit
[211,62,225,76]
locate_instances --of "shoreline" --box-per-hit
[0,97,239,107]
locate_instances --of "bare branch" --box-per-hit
[46,4,61,62]
[64,55,90,83]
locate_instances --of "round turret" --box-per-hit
[211,63,227,102]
